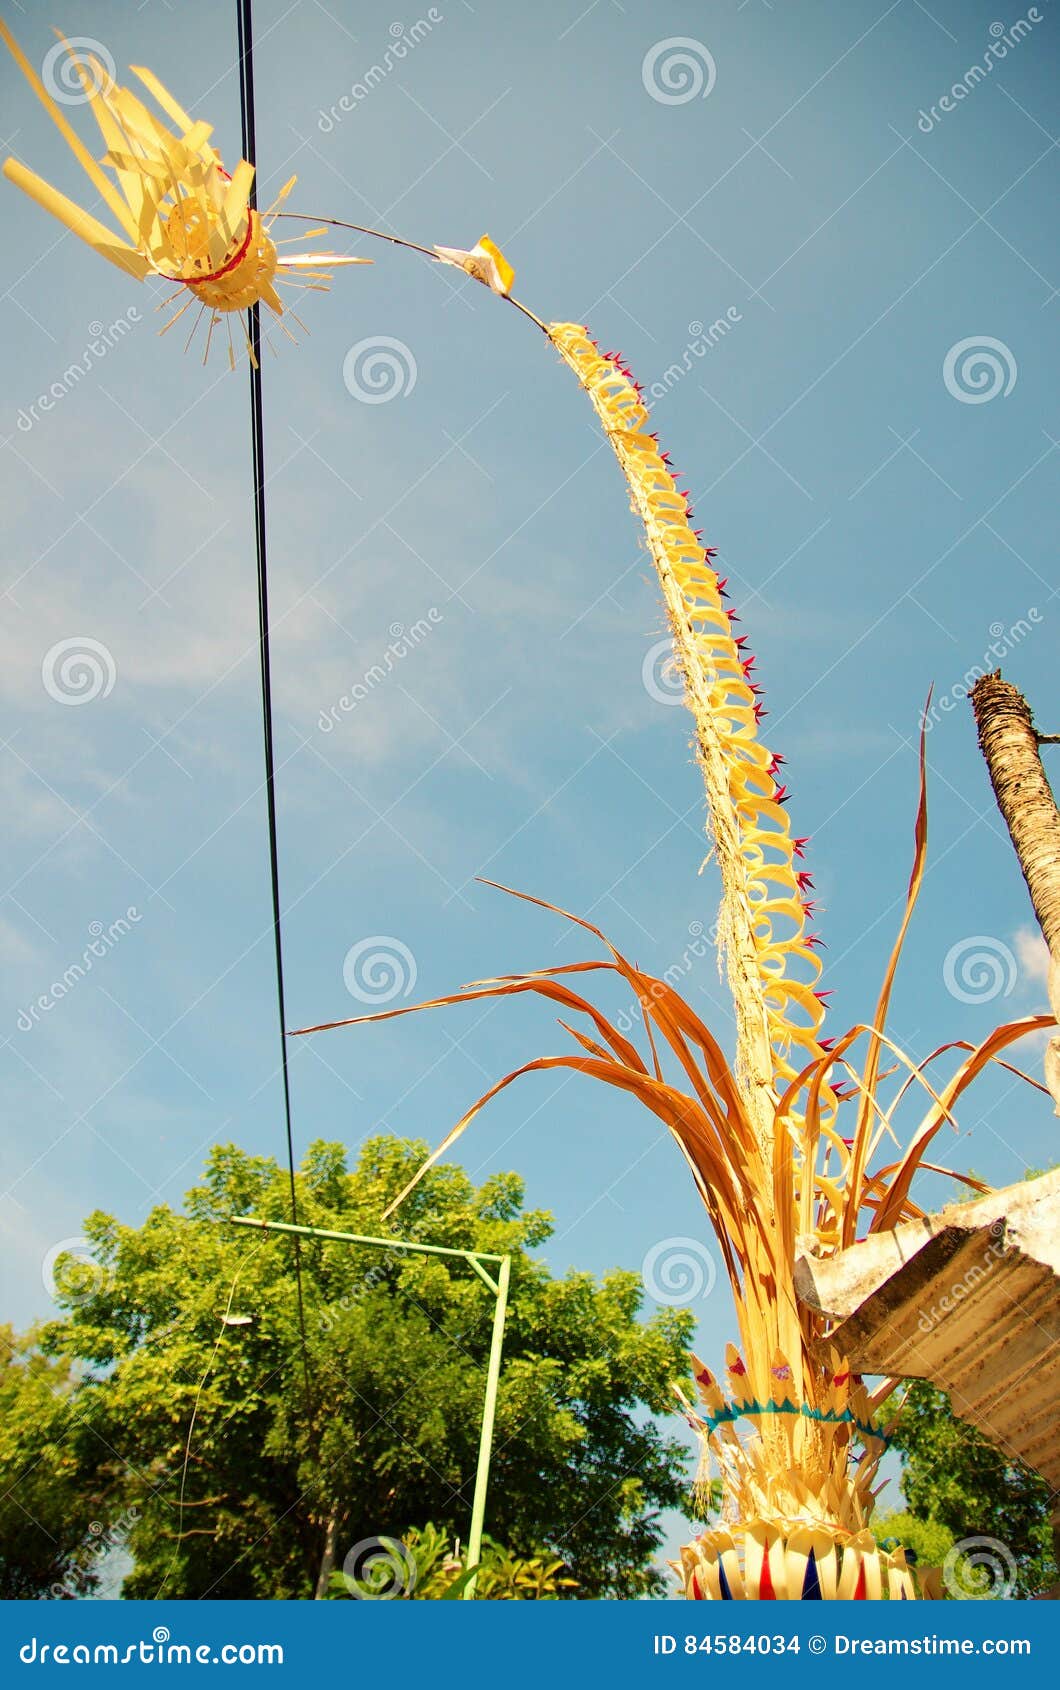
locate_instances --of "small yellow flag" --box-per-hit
[433,234,515,297]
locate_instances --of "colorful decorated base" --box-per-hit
[675,1519,922,1601]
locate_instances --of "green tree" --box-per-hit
[1,1137,695,1599]
[879,1381,1056,1598]
[0,1326,110,1598]
[325,1522,579,1599]
[872,1509,955,1572]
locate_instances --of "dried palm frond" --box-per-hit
[292,872,1047,1595]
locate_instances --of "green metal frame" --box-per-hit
[227,1214,511,1599]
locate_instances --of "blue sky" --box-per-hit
[1,0,1058,1571]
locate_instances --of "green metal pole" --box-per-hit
[227,1213,503,1267]
[225,1214,511,1596]
[463,1251,510,1600]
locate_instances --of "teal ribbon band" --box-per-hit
[702,1398,888,1447]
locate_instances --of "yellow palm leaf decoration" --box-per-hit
[546,325,826,1146]
[434,233,515,296]
[0,25,368,364]
[291,274,1051,1597]
[8,70,1044,1587]
[295,872,1047,1600]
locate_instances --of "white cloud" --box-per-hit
[1014,925,1050,988]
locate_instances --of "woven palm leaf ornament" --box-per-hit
[7,30,1052,1601]
[288,247,1051,1599]
[0,24,369,365]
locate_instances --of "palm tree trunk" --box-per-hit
[970,671,1060,1109]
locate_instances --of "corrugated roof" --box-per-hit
[795,1170,1060,1518]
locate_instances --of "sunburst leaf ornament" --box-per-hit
[0,23,370,365]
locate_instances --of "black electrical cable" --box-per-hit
[236,0,312,1405]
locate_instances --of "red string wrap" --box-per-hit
[180,209,255,287]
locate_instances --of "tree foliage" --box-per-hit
[325,1522,579,1600]
[872,1509,955,1573]
[881,1381,1056,1598]
[0,1137,695,1599]
[0,1326,111,1598]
